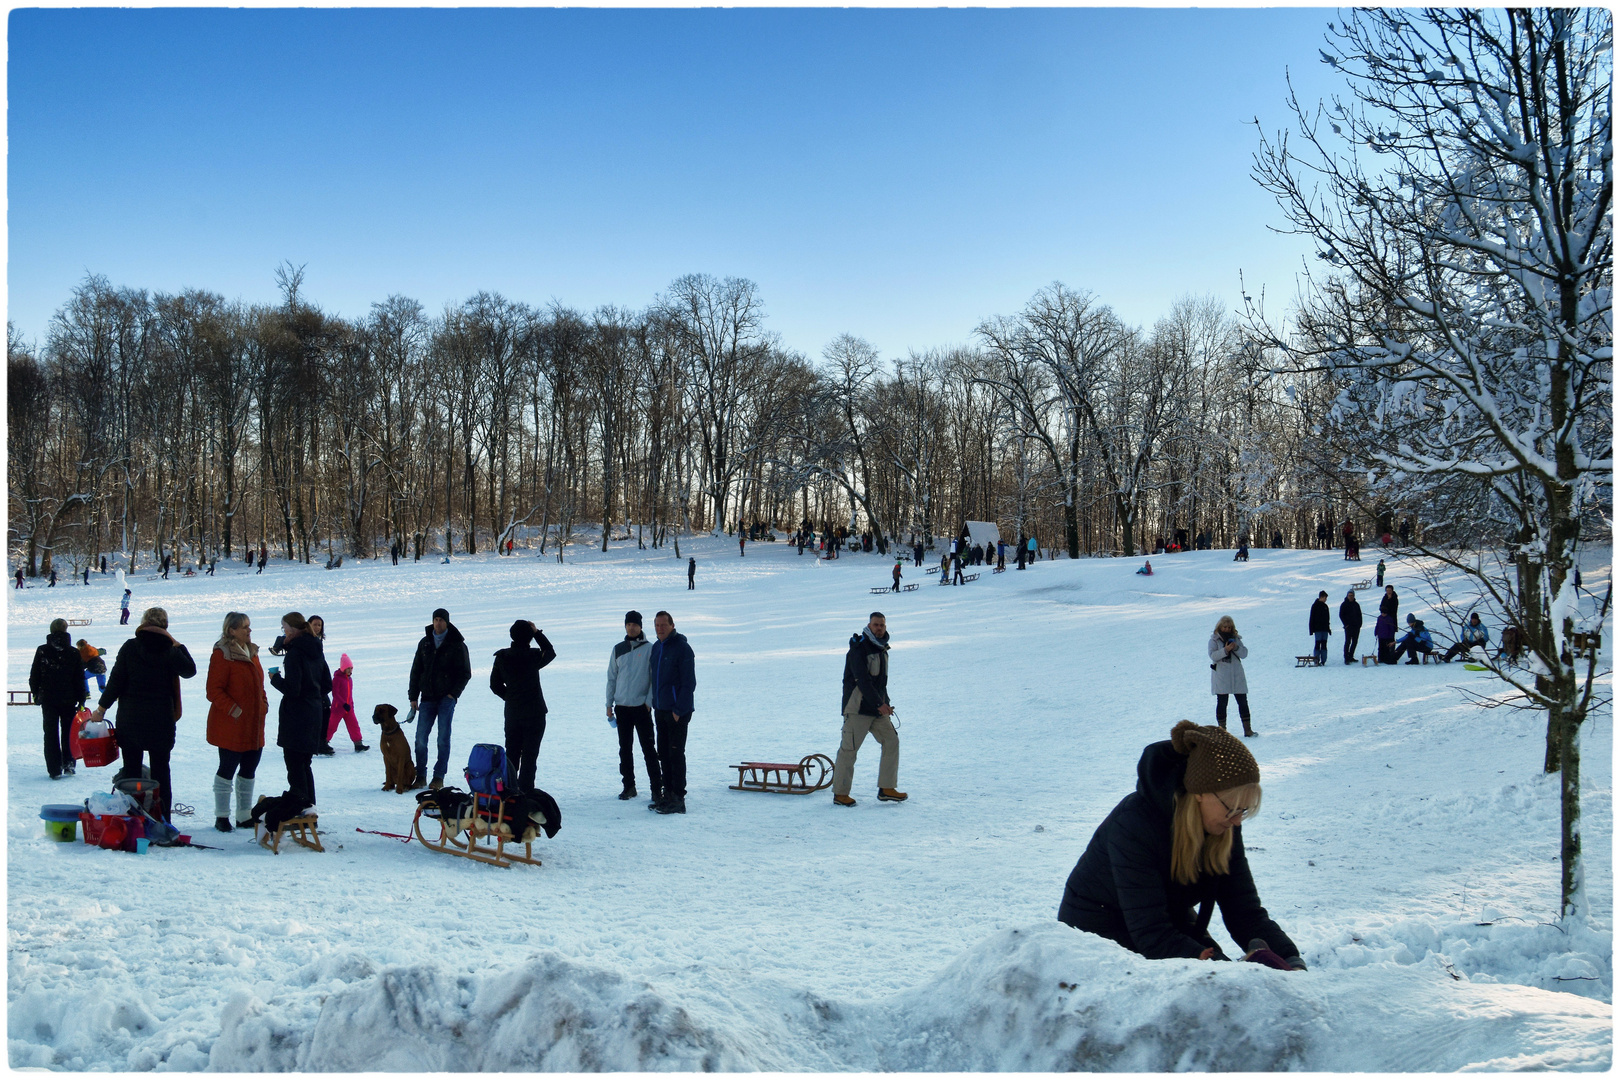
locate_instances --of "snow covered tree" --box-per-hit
[1252,8,1612,919]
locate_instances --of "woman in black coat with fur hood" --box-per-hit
[1058,720,1304,969]
[490,619,557,793]
[91,606,197,823]
[268,611,331,806]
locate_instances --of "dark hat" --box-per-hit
[432,608,450,622]
[1405,613,1416,623]
[625,610,643,626]
[509,619,532,642]
[49,618,67,634]
[1170,720,1260,794]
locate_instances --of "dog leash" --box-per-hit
[355,827,413,844]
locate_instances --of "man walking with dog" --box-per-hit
[606,610,660,802]
[833,611,906,807]
[647,610,695,815]
[408,607,471,790]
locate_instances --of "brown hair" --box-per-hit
[217,611,250,652]
[281,611,308,632]
[140,607,169,629]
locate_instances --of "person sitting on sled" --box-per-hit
[1057,721,1305,970]
[1136,560,1153,576]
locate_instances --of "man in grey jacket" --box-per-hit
[606,610,660,802]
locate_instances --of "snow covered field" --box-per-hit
[7,539,1612,1070]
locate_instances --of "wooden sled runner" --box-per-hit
[413,791,543,868]
[730,754,834,795]
[8,690,36,707]
[259,814,324,854]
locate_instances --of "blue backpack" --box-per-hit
[464,744,507,798]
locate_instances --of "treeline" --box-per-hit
[10,265,1364,575]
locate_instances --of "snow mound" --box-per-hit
[199,925,1610,1072]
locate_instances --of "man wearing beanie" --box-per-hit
[30,617,88,779]
[606,610,659,801]
[1057,720,1304,970]
[408,607,471,789]
[490,619,557,793]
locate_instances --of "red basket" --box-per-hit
[80,730,119,768]
[79,811,143,851]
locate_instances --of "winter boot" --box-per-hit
[655,796,686,815]
[353,740,370,753]
[233,775,256,829]
[1242,719,1258,738]
[877,788,909,802]
[315,742,337,756]
[619,783,637,801]
[430,776,444,790]
[833,794,857,807]
[213,774,234,832]
[647,789,664,811]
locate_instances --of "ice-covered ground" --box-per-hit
[7,538,1612,1070]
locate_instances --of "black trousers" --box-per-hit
[654,709,689,799]
[1214,693,1251,727]
[41,702,75,777]
[616,705,661,793]
[121,743,173,822]
[217,747,263,779]
[1343,628,1361,664]
[504,715,547,793]
[284,750,315,803]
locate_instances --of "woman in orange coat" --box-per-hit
[206,611,268,833]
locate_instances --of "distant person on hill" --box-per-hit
[120,588,132,624]
[913,539,924,567]
[1057,721,1304,969]
[1339,589,1363,664]
[1376,559,1386,587]
[1442,613,1490,663]
[833,611,904,807]
[1016,535,1028,570]
[1308,591,1331,665]
[997,540,1007,569]
[891,561,902,592]
[1393,614,1435,665]
[1376,586,1400,664]
[952,552,966,586]
[15,567,24,589]
[1232,541,1249,562]
[1136,560,1153,576]
[687,557,696,590]
[1208,616,1255,737]
[739,534,746,558]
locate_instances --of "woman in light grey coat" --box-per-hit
[1208,615,1256,737]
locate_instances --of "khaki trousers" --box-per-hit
[833,711,899,797]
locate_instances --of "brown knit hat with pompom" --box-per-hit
[1170,720,1260,793]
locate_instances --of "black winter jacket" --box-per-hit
[1308,599,1331,634]
[270,632,332,754]
[99,627,197,752]
[841,629,891,717]
[490,631,557,722]
[1057,740,1298,962]
[409,623,472,702]
[1379,592,1399,621]
[31,630,88,709]
[1339,596,1363,631]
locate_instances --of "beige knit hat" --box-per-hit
[1170,720,1260,793]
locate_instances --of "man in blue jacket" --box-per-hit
[648,610,696,815]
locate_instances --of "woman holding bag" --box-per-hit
[91,607,197,824]
[205,612,269,832]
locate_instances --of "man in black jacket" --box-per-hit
[1308,591,1332,665]
[1338,589,1363,665]
[490,619,557,793]
[408,607,472,789]
[833,612,905,806]
[30,618,88,778]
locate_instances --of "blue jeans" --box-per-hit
[1313,631,1329,664]
[415,696,457,781]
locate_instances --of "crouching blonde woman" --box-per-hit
[1057,720,1305,969]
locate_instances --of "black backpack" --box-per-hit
[36,641,83,701]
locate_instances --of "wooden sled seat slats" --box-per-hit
[8,690,36,707]
[730,753,834,795]
[1295,655,1322,667]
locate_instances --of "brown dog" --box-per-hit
[373,704,417,792]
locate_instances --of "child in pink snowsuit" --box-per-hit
[327,655,369,752]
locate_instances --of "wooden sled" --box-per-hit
[413,793,542,869]
[902,583,919,591]
[66,618,92,626]
[8,690,35,707]
[962,572,981,583]
[259,814,323,854]
[1351,579,1372,591]
[1295,655,1323,667]
[730,754,834,795]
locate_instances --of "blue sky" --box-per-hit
[8,8,1344,358]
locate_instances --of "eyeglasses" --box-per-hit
[1212,793,1255,821]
